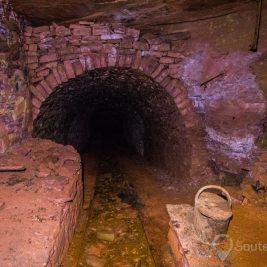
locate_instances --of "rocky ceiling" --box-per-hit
[11,0,252,30]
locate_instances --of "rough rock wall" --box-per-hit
[179,45,266,170]
[0,0,30,153]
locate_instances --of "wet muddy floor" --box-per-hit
[61,152,267,267]
[61,151,192,267]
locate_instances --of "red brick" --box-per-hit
[113,25,126,34]
[36,84,48,98]
[92,25,110,36]
[100,55,107,68]
[160,57,175,64]
[24,26,33,35]
[27,63,38,70]
[40,53,58,63]
[169,64,180,69]
[26,51,38,57]
[176,99,190,110]
[39,31,51,40]
[55,26,71,36]
[64,61,75,79]
[32,107,40,117]
[78,21,92,25]
[125,55,133,67]
[23,44,29,51]
[24,37,32,44]
[32,97,42,109]
[37,68,50,78]
[31,77,43,84]
[171,87,183,98]
[133,40,149,50]
[72,61,84,76]
[150,51,166,58]
[141,56,159,76]
[165,79,177,96]
[167,51,184,58]
[85,56,94,70]
[29,44,38,52]
[126,28,140,40]
[82,42,103,52]
[27,56,38,64]
[107,53,117,67]
[57,64,68,83]
[155,69,169,83]
[151,43,170,51]
[120,37,134,49]
[61,54,79,61]
[46,73,58,89]
[33,26,50,33]
[151,64,165,79]
[79,57,86,71]
[174,91,186,105]
[52,67,62,84]
[30,86,45,101]
[92,55,101,68]
[101,33,123,40]
[119,49,136,55]
[73,27,92,36]
[103,43,116,54]
[132,51,142,69]
[118,55,126,67]
[80,35,101,44]
[180,107,190,117]
[40,80,53,94]
[160,76,172,88]
[68,36,81,46]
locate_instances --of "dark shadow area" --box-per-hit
[90,108,130,151]
[33,67,191,179]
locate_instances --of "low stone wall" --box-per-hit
[0,138,83,266]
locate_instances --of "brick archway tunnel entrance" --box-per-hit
[33,67,192,179]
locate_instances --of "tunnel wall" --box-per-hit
[22,19,266,176]
[24,22,211,181]
[0,1,31,153]
[32,68,194,180]
[0,0,266,179]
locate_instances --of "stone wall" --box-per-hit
[0,138,83,266]
[0,0,30,153]
[23,22,210,182]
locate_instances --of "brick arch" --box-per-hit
[25,22,210,181]
[30,54,199,130]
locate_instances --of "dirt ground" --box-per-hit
[62,151,267,267]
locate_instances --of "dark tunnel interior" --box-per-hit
[33,67,192,179]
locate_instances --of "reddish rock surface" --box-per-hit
[0,138,82,266]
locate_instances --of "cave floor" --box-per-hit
[61,151,267,267]
[61,152,189,267]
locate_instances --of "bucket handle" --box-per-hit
[195,185,232,208]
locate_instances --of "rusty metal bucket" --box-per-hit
[193,185,233,244]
